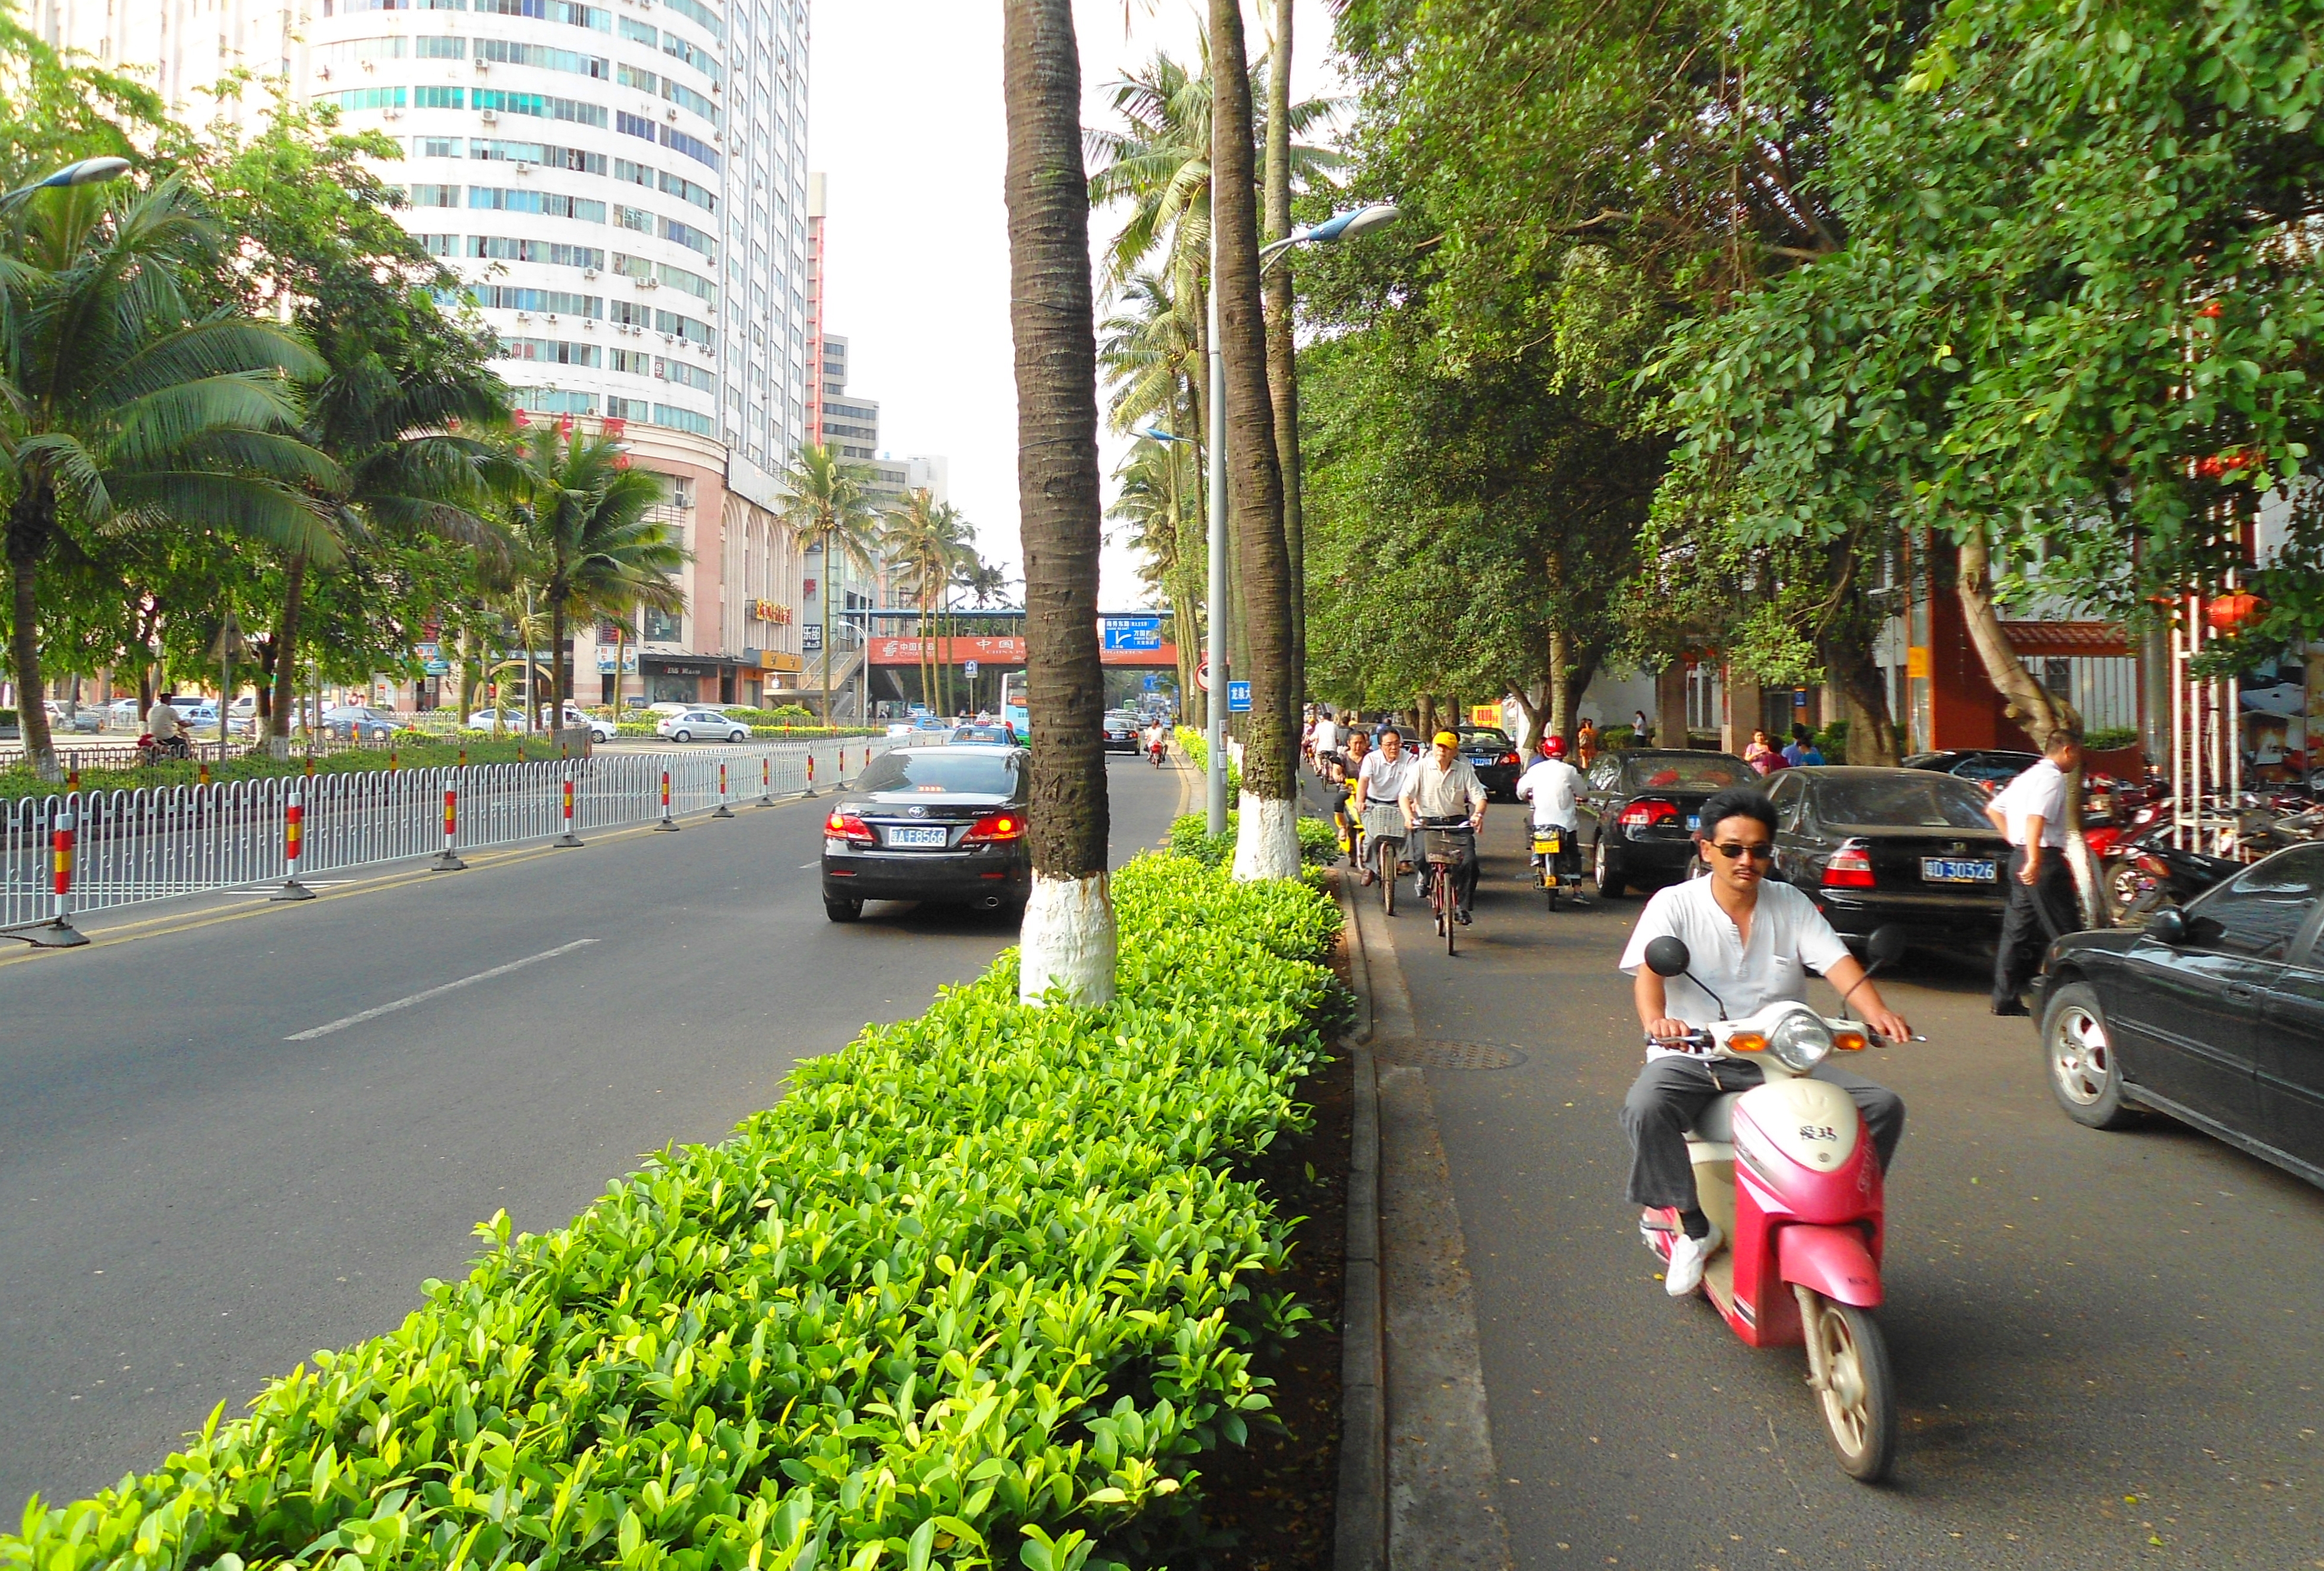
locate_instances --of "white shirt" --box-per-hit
[1515,757,1585,828]
[1619,877,1852,1054]
[1990,758,2069,849]
[1357,750,1417,805]
[146,702,181,741]
[1312,718,1339,754]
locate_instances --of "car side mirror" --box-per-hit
[2146,906,2188,946]
[1644,936,1692,977]
[1866,924,1909,973]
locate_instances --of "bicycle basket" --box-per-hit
[1423,827,1472,863]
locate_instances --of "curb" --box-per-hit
[1333,868,1387,1571]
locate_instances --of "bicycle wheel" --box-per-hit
[1377,837,1396,916]
[1445,876,1458,956]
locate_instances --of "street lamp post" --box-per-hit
[1201,203,1400,834]
[0,156,132,213]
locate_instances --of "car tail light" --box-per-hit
[824,809,873,845]
[1618,798,1679,827]
[963,811,1025,844]
[1823,840,1876,889]
[1501,751,1520,768]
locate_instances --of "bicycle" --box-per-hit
[1371,828,1404,916]
[1418,816,1475,956]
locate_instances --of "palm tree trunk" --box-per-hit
[8,485,59,780]
[1004,0,1115,1006]
[267,552,307,753]
[549,589,569,724]
[1212,0,1298,879]
[1263,0,1307,702]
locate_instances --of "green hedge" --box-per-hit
[1170,727,1241,796]
[1167,812,1340,870]
[4,857,1342,1571]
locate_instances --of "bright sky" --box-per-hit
[806,0,1347,609]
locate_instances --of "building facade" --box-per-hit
[56,0,815,710]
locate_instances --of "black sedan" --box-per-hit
[1763,766,2011,954]
[2037,843,2324,1189]
[1455,727,1524,800]
[1582,749,1752,897]
[820,744,1032,922]
[1903,748,2041,793]
[1102,713,1141,753]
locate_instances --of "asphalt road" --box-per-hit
[1,750,1187,1515]
[1339,792,2322,1569]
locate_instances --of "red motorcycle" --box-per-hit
[1638,929,1919,1482]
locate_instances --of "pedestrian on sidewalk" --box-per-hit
[1986,729,2085,1016]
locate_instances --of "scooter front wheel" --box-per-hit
[1808,1295,1896,1483]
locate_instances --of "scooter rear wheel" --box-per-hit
[1811,1297,1897,1483]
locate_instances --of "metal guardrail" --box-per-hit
[1,739,889,930]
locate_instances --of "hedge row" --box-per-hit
[4,856,1343,1571]
[1166,812,1341,871]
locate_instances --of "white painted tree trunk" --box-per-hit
[1018,869,1118,1006]
[1231,791,1302,881]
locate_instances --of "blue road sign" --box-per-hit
[1100,616,1164,651]
[1227,680,1252,712]
[1142,673,1159,691]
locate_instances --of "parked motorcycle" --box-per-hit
[136,731,192,764]
[1637,926,1918,1482]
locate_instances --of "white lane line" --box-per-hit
[286,939,600,1040]
[798,862,818,869]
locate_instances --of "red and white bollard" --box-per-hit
[273,790,316,903]
[759,754,774,807]
[713,760,735,818]
[25,807,92,945]
[655,766,681,831]
[555,769,585,848]
[802,750,818,799]
[433,777,468,871]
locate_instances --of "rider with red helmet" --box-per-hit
[1516,733,1589,894]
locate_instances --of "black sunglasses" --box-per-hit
[1710,842,1776,862]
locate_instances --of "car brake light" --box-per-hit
[963,811,1025,844]
[1823,840,1876,889]
[1618,798,1679,827]
[824,809,874,845]
[1501,751,1520,768]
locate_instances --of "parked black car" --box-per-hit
[1903,748,2042,793]
[2037,842,2324,1189]
[1454,726,1524,801]
[1583,749,1753,897]
[1102,712,1141,753]
[1763,767,2011,955]
[820,744,1032,921]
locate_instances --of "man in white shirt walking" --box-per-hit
[1985,729,2084,1016]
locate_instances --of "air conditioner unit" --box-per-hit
[546,313,559,324]
[665,107,678,120]
[515,161,532,174]
[360,59,373,71]
[481,110,497,122]
[383,107,403,119]
[582,266,598,278]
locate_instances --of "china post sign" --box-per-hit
[1100,616,1164,652]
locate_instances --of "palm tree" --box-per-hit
[1004,0,1115,1006]
[777,442,879,727]
[1262,0,1307,696]
[1109,437,1201,713]
[1209,0,1299,879]
[0,176,340,777]
[881,487,968,713]
[505,422,686,722]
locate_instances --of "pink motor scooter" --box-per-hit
[1637,929,1917,1482]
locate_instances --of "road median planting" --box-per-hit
[2,854,1345,1571]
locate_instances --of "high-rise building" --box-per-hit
[64,0,816,709]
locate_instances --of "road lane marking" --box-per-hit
[284,939,600,1039]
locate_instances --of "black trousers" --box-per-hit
[1993,847,2080,1006]
[1622,1057,1906,1211]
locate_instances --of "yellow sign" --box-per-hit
[764,650,802,672]
[1905,646,1931,679]
[1470,705,1500,728]
[753,600,793,625]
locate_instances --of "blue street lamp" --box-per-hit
[0,156,133,212]
[1202,203,1402,833]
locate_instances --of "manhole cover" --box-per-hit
[1377,1038,1526,1071]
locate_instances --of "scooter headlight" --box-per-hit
[1768,1012,1835,1073]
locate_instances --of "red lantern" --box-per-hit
[2206,591,2265,633]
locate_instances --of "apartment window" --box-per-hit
[319,86,406,110]
[413,86,465,108]
[473,89,607,127]
[470,285,603,315]
[617,16,655,43]
[469,187,607,222]
[660,0,721,40]
[616,110,658,143]
[474,0,609,29]
[469,139,605,174]
[609,299,646,326]
[408,183,460,207]
[511,386,598,414]
[416,135,460,157]
[662,78,717,126]
[614,204,652,233]
[469,236,604,267]
[413,232,458,255]
[607,395,651,421]
[474,38,609,77]
[660,126,718,170]
[617,63,657,92]
[668,478,696,508]
[498,337,601,366]
[655,308,714,348]
[610,348,654,374]
[661,33,719,84]
[614,158,654,188]
[414,34,465,57]
[657,357,716,391]
[660,216,715,263]
[657,169,715,212]
[314,36,407,69]
[643,606,681,641]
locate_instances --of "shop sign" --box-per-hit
[597,648,640,673]
[753,599,793,625]
[764,651,802,671]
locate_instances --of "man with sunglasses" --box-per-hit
[1617,788,1913,1297]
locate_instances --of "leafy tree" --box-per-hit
[777,442,881,727]
[1003,0,1115,1003]
[881,487,971,712]
[1,177,337,776]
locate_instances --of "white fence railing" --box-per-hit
[2,740,888,929]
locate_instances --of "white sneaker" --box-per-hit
[1665,1221,1724,1297]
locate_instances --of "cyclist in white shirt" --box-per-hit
[1354,728,1417,886]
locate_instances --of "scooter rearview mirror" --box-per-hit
[1644,936,1692,977]
[1865,924,1909,972]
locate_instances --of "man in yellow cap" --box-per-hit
[1400,729,1489,923]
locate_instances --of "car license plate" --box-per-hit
[1685,815,1701,831]
[886,826,947,848]
[1921,857,1996,884]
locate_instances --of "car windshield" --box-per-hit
[1816,774,1994,829]
[1458,729,1511,749]
[1624,755,1748,792]
[854,750,1021,796]
[1952,754,2037,785]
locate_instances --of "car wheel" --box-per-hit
[824,896,862,923]
[729,728,746,743]
[1594,835,1627,899]
[674,728,692,742]
[2043,980,2134,1129]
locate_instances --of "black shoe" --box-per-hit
[1991,999,2031,1017]
[1456,909,1472,926]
